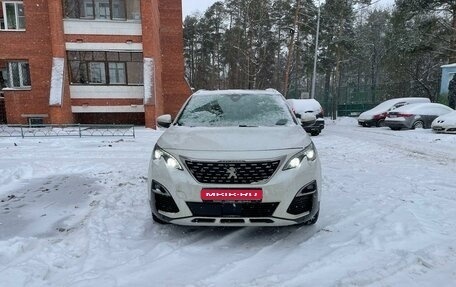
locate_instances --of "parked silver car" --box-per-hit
[384,103,453,130]
[358,97,430,127]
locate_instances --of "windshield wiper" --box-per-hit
[275,119,288,126]
[239,125,258,127]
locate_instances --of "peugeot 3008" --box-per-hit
[148,89,322,226]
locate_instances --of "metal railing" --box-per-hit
[0,124,135,138]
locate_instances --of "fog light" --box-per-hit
[296,181,317,197]
[152,180,171,196]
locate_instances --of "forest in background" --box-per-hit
[183,0,456,115]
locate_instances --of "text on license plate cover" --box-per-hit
[201,189,263,201]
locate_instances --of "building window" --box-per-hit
[68,51,143,86]
[0,68,7,89]
[89,62,106,84]
[1,61,31,89]
[28,117,44,126]
[108,62,126,84]
[1,1,26,30]
[63,0,140,20]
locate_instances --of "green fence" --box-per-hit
[316,81,440,117]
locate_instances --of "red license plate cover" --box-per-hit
[201,188,263,202]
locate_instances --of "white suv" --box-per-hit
[148,89,322,226]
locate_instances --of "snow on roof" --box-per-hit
[287,99,322,112]
[441,63,456,68]
[193,89,282,96]
[394,102,453,113]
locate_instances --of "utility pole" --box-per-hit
[310,2,320,99]
[333,12,344,120]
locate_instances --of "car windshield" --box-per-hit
[176,93,295,127]
[370,99,398,112]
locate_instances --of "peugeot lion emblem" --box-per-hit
[226,167,238,179]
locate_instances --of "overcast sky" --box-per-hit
[182,0,219,17]
[182,0,395,18]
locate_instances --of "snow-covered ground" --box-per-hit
[1,118,456,287]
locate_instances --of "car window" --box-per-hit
[388,102,406,111]
[176,93,295,127]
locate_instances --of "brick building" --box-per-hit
[0,0,191,127]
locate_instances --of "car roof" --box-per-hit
[286,99,322,111]
[393,103,452,112]
[382,97,430,104]
[193,89,282,96]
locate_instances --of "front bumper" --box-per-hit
[303,119,325,133]
[432,125,456,134]
[358,118,378,127]
[148,150,321,226]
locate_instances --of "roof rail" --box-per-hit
[265,88,281,94]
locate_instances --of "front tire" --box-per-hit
[413,121,424,129]
[152,213,168,225]
[310,131,320,136]
[303,211,319,225]
[376,119,385,127]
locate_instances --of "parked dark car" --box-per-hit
[384,103,453,130]
[287,99,325,136]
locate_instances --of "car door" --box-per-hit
[422,107,450,127]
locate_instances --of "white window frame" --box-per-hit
[95,0,110,19]
[108,62,126,84]
[83,0,94,18]
[7,61,30,89]
[1,1,25,31]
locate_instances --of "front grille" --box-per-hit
[185,160,280,184]
[187,202,279,217]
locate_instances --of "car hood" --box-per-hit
[432,111,456,126]
[358,110,382,120]
[157,126,310,151]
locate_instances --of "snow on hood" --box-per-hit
[358,110,383,120]
[157,125,310,151]
[358,102,395,120]
[433,111,456,126]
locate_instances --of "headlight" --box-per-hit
[283,143,317,170]
[153,145,183,170]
